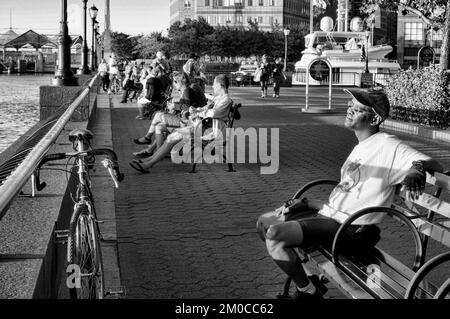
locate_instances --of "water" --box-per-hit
[0,74,53,154]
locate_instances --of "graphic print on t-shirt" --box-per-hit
[333,160,361,196]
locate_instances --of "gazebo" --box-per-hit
[3,29,56,51]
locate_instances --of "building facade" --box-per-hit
[397,12,443,68]
[169,0,311,31]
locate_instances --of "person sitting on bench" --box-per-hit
[129,74,232,173]
[256,88,443,299]
[132,71,207,158]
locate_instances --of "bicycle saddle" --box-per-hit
[69,128,94,142]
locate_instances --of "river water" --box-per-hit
[0,74,53,154]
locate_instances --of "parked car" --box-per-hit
[232,64,258,86]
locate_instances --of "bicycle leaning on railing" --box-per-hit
[33,128,125,299]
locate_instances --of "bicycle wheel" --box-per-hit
[67,204,104,299]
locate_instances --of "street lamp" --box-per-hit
[77,0,90,74]
[364,30,370,73]
[94,25,100,69]
[53,0,76,86]
[89,4,98,71]
[283,28,290,72]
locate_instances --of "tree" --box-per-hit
[134,32,168,59]
[110,32,139,60]
[359,0,449,70]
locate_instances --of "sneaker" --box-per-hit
[261,94,265,98]
[273,94,276,98]
[291,289,323,300]
[133,149,153,158]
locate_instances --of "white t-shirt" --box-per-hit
[319,132,431,225]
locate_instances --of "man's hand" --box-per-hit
[275,198,308,216]
[402,168,426,200]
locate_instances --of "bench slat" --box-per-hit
[348,249,436,299]
[426,172,450,192]
[399,192,450,220]
[412,219,450,248]
[306,250,374,299]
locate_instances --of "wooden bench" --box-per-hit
[189,101,242,173]
[277,172,450,299]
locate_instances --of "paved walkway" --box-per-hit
[104,86,450,299]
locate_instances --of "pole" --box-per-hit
[284,34,288,72]
[91,18,96,71]
[53,0,75,86]
[329,64,332,110]
[344,0,349,32]
[78,0,90,74]
[310,0,314,34]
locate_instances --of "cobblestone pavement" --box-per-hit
[108,86,450,299]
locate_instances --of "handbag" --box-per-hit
[253,68,262,83]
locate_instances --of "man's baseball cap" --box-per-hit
[344,88,391,120]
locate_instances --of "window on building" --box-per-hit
[258,16,263,24]
[237,15,243,23]
[206,16,211,23]
[219,16,223,24]
[184,0,191,8]
[226,15,232,23]
[235,0,243,6]
[218,0,223,6]
[405,22,423,41]
[205,0,210,6]
[212,16,217,24]
[270,0,275,5]
[258,0,264,6]
[269,16,274,25]
[248,0,253,5]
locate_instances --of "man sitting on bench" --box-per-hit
[256,88,443,299]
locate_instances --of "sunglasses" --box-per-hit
[347,100,375,115]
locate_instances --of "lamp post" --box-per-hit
[283,28,290,72]
[94,25,100,69]
[364,30,370,73]
[53,0,76,86]
[77,0,90,74]
[89,4,98,71]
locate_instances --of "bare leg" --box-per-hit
[265,221,310,288]
[140,140,177,169]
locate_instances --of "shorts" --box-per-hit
[296,213,380,250]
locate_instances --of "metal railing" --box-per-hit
[293,70,397,87]
[0,75,98,219]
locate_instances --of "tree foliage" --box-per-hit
[110,32,140,60]
[109,19,309,63]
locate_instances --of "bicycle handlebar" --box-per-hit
[35,148,124,191]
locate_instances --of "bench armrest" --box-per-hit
[292,179,339,200]
[405,251,450,299]
[331,206,424,272]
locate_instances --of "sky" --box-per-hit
[0,0,170,37]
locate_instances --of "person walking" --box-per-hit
[97,58,110,92]
[272,57,286,98]
[257,54,272,98]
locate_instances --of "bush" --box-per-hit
[385,66,450,128]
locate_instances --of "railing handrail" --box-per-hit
[0,75,98,217]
